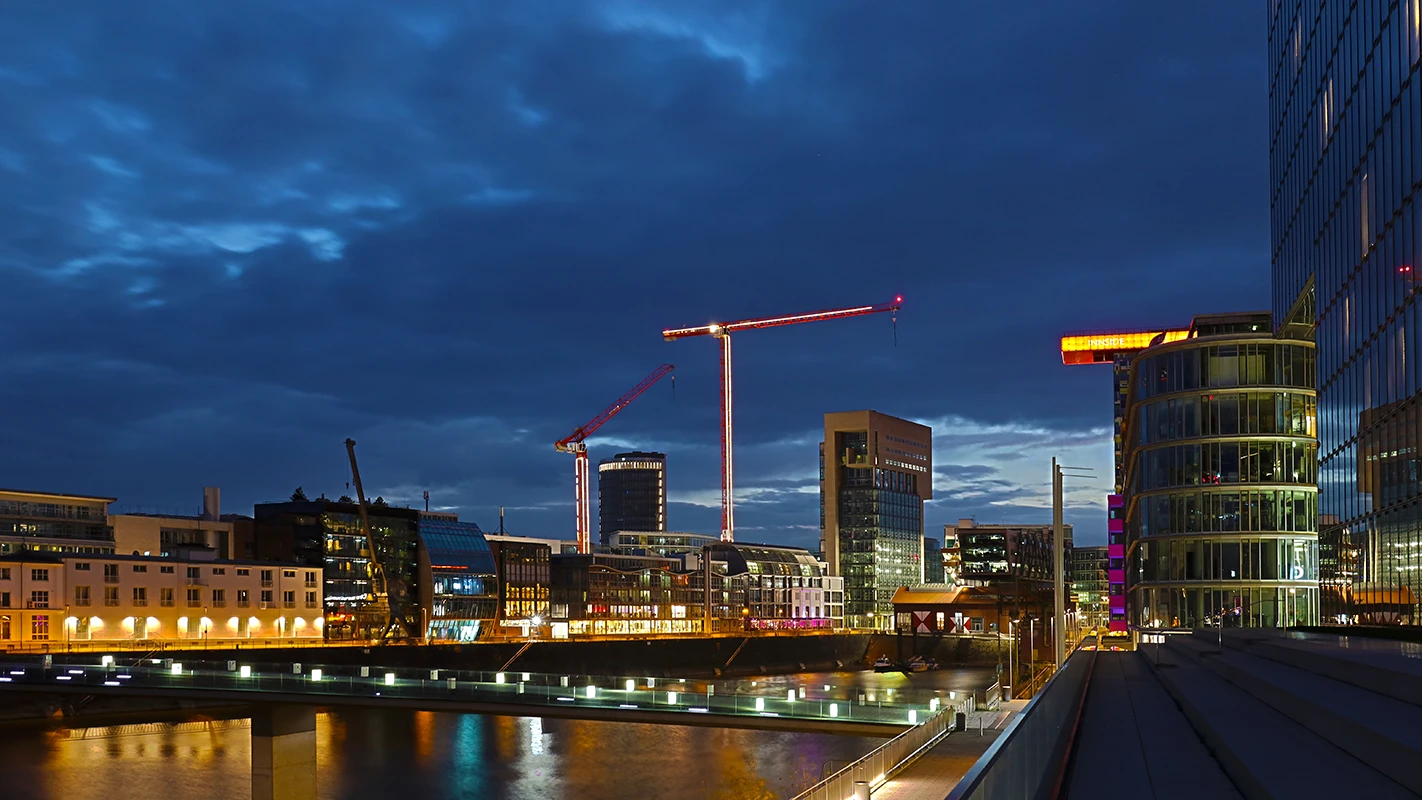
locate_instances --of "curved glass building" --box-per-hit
[1123,312,1319,628]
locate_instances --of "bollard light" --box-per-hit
[667,691,678,704]
[755,697,765,711]
[522,673,530,682]
[447,678,457,690]
[240,665,252,678]
[311,669,323,682]
[798,687,806,699]
[101,656,114,667]
[360,666,370,678]
[171,663,183,676]
[647,677,655,688]
[496,673,506,685]
[787,689,795,702]
[385,672,396,686]
[625,679,635,692]
[585,685,596,699]
[829,703,838,718]
[930,698,940,712]
[430,670,439,680]
[909,710,918,725]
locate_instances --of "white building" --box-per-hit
[111,486,236,558]
[0,546,323,648]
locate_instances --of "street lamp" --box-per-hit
[1052,459,1095,668]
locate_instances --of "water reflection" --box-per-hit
[0,709,878,800]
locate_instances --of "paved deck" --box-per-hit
[870,703,1024,800]
[1066,651,1239,799]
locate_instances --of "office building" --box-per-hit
[1071,545,1110,629]
[550,551,708,636]
[484,534,556,633]
[0,488,116,556]
[923,536,945,584]
[945,519,1073,586]
[597,452,667,544]
[0,546,321,646]
[252,499,421,640]
[705,541,845,630]
[417,512,497,642]
[1122,311,1319,628]
[1270,3,1422,624]
[110,486,235,558]
[820,410,933,629]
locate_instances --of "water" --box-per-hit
[0,668,994,800]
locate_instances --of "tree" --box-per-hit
[338,495,353,504]
[373,496,388,507]
[291,486,309,502]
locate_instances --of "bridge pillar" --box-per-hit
[251,705,317,800]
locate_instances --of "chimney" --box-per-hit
[958,518,974,528]
[202,487,221,521]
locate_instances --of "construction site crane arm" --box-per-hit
[554,363,676,450]
[662,297,902,340]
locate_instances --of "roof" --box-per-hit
[0,549,309,569]
[419,518,496,575]
[891,585,1003,606]
[0,488,117,504]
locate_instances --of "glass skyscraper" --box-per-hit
[1271,2,1422,623]
[1122,312,1319,628]
[597,451,667,545]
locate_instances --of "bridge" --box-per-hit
[0,653,966,800]
[945,628,1422,799]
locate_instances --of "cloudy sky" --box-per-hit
[0,2,1267,548]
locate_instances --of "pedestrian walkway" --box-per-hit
[870,702,1025,800]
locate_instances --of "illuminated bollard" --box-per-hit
[496,673,506,684]
[360,667,370,678]
[430,670,439,680]
[667,691,678,704]
[585,685,597,699]
[447,678,457,690]
[240,665,252,678]
[227,660,237,671]
[311,669,323,682]
[930,698,940,712]
[384,672,396,686]
[521,673,530,682]
[625,679,635,692]
[101,656,114,667]
[647,677,655,688]
[292,663,301,674]
[787,689,795,702]
[909,710,918,725]
[798,687,806,699]
[171,663,183,676]
[755,697,765,711]
[829,703,839,718]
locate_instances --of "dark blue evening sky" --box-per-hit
[0,2,1267,548]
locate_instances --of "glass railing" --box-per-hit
[946,651,1095,800]
[0,655,937,729]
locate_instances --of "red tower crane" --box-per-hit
[555,364,676,554]
[663,297,902,542]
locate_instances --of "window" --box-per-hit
[31,615,49,641]
[0,568,9,580]
[237,568,250,577]
[283,590,296,609]
[305,591,317,608]
[74,586,90,607]
[29,591,48,609]
[160,565,174,574]
[212,589,226,607]
[132,565,147,573]
[132,587,147,607]
[212,568,225,575]
[74,562,91,571]
[260,590,273,607]
[260,570,273,587]
[187,588,201,607]
[187,567,200,581]
[0,592,8,608]
[283,570,296,579]
[305,571,317,588]
[30,568,49,582]
[160,588,174,607]
[237,590,251,608]
[104,587,118,607]
[970,617,984,633]
[103,564,118,583]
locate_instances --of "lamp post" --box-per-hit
[1052,459,1095,668]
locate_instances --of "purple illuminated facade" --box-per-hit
[1107,494,1127,632]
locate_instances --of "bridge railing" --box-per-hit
[946,651,1096,800]
[789,693,972,800]
[0,655,943,730]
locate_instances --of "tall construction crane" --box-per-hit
[663,297,902,542]
[555,364,676,554]
[344,438,420,641]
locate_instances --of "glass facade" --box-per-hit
[419,517,497,642]
[597,452,667,544]
[1271,1,1422,623]
[0,490,116,555]
[1124,326,1319,628]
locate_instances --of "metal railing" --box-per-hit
[791,695,975,800]
[947,651,1096,800]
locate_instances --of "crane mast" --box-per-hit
[344,438,420,641]
[555,364,675,554]
[663,297,901,542]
